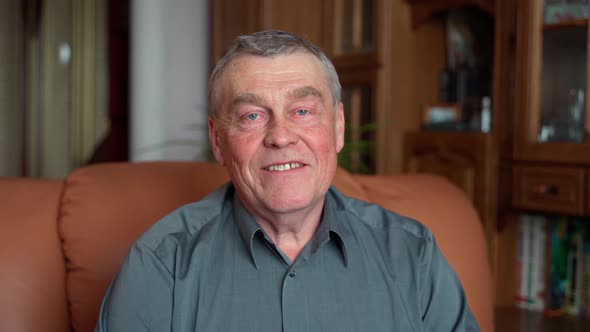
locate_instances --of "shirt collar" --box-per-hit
[231,185,349,269]
[232,190,263,268]
[321,187,349,267]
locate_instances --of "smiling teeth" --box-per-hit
[266,163,302,171]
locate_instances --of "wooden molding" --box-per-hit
[406,0,495,29]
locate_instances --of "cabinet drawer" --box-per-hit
[513,166,586,215]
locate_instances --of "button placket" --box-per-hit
[281,267,309,332]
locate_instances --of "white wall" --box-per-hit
[131,0,210,161]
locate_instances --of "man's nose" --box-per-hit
[263,118,298,148]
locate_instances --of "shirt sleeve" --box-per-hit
[95,242,174,332]
[419,232,481,332]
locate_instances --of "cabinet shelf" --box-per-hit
[543,19,588,31]
[516,141,590,164]
[405,0,494,28]
[495,306,590,332]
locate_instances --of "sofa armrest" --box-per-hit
[0,178,70,332]
[353,173,494,332]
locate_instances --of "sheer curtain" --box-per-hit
[0,0,108,178]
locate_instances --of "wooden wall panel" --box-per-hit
[260,0,325,47]
[385,0,415,173]
[210,0,261,66]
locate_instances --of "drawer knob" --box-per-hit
[534,184,559,196]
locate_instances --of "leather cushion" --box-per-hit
[0,179,70,332]
[354,174,494,332]
[60,161,368,332]
[59,162,230,332]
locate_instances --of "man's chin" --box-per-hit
[266,198,310,213]
[261,194,318,214]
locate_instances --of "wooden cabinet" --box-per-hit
[512,165,586,216]
[404,131,497,254]
[328,0,381,174]
[514,0,590,165]
[513,0,590,215]
[494,0,590,327]
[399,0,502,271]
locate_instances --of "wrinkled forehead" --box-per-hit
[217,53,332,102]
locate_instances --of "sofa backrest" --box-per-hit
[0,161,493,332]
[59,162,230,332]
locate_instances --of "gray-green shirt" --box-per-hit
[97,184,480,331]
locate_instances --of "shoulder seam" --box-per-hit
[137,241,175,277]
[341,200,428,240]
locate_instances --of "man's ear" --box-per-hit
[208,116,225,165]
[335,102,345,153]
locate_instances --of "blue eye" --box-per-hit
[296,109,309,116]
[246,113,259,120]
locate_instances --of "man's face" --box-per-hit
[209,53,345,217]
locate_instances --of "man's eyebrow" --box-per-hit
[232,93,263,107]
[231,86,325,108]
[290,86,325,102]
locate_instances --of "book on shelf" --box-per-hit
[515,215,546,311]
[514,215,590,317]
[531,216,547,311]
[565,220,585,315]
[547,217,568,315]
[515,215,531,309]
[584,239,590,316]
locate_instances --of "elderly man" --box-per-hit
[97,30,479,331]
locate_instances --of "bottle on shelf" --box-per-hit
[480,96,492,133]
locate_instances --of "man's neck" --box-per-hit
[250,198,326,262]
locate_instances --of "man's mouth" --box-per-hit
[265,162,303,172]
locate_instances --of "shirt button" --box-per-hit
[289,270,296,278]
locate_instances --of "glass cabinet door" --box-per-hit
[517,0,590,163]
[340,85,375,173]
[331,0,374,55]
[329,0,379,173]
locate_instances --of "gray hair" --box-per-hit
[208,30,341,117]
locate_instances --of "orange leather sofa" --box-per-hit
[0,161,494,332]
